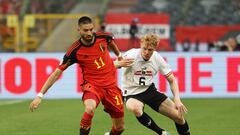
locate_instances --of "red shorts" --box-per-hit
[82,83,124,118]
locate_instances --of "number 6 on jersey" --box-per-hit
[139,77,146,85]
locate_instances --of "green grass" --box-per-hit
[0,98,240,135]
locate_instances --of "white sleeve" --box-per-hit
[156,53,172,75]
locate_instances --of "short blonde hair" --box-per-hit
[140,33,160,48]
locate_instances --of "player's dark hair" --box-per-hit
[78,16,92,25]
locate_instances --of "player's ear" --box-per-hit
[77,27,80,32]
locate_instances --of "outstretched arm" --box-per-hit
[166,73,188,115]
[29,68,63,112]
[114,58,135,68]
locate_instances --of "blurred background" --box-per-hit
[1,0,240,52]
[1,1,240,135]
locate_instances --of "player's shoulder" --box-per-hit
[65,39,81,56]
[95,32,113,38]
[152,51,162,58]
[124,48,140,58]
[152,51,166,63]
[95,32,114,44]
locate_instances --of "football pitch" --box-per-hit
[0,98,240,135]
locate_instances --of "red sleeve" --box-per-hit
[95,32,114,44]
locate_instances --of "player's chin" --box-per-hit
[143,56,150,61]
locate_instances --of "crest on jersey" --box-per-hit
[141,67,147,75]
[100,44,105,52]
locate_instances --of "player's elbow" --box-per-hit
[167,76,177,86]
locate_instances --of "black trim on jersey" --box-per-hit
[62,44,82,66]
[79,33,114,47]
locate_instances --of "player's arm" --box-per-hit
[165,73,188,114]
[165,72,180,99]
[114,58,135,68]
[108,40,122,60]
[39,68,63,95]
[29,68,63,112]
[29,54,74,112]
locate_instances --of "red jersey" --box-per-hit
[58,32,117,87]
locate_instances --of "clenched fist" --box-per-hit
[29,97,42,112]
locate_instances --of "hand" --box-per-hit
[117,58,135,67]
[29,97,42,112]
[117,52,123,61]
[174,98,188,115]
[117,56,123,61]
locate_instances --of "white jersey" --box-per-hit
[122,48,172,96]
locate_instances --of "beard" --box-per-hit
[82,35,93,43]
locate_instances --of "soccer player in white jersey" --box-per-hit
[115,33,190,135]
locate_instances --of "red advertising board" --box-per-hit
[105,13,172,51]
[0,53,240,99]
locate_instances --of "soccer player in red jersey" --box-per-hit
[29,16,125,135]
